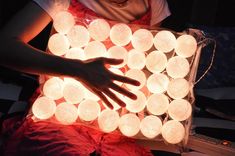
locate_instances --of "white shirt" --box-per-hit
[33,0,171,26]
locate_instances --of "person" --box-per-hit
[0,0,171,155]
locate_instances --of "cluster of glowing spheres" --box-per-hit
[147,73,169,94]
[110,23,132,46]
[63,82,85,104]
[175,35,197,58]
[146,51,167,73]
[161,120,185,144]
[125,90,146,113]
[53,11,75,34]
[119,113,140,137]
[108,68,124,86]
[98,109,120,133]
[168,99,192,121]
[127,49,146,70]
[78,100,101,121]
[65,47,85,60]
[32,96,56,120]
[48,33,70,56]
[88,19,110,41]
[140,115,162,139]
[107,46,128,68]
[131,29,153,51]
[146,94,169,115]
[84,41,107,59]
[55,102,78,125]
[43,77,64,100]
[125,69,146,91]
[167,78,190,99]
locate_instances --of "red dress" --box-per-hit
[2,1,153,155]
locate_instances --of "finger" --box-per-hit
[109,83,137,100]
[102,58,123,65]
[93,89,114,109]
[103,88,126,107]
[111,74,140,86]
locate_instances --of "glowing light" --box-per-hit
[63,82,85,104]
[131,29,153,52]
[119,113,140,137]
[53,11,75,34]
[78,99,101,121]
[153,30,176,53]
[140,115,162,139]
[32,96,56,120]
[167,78,190,99]
[65,48,85,60]
[125,69,146,91]
[109,68,124,86]
[161,120,185,144]
[166,56,190,78]
[146,50,167,73]
[98,109,120,133]
[88,19,110,41]
[103,89,123,111]
[84,41,107,59]
[168,99,192,121]
[43,77,64,100]
[107,46,128,68]
[146,93,169,115]
[48,33,70,56]
[55,102,78,125]
[147,73,169,94]
[127,49,146,70]
[125,90,146,113]
[67,25,90,48]
[175,35,197,58]
[110,23,132,46]
[84,88,100,101]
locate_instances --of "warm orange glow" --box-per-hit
[131,29,153,52]
[119,113,140,137]
[147,73,169,94]
[146,93,169,115]
[78,99,101,121]
[167,78,190,99]
[175,35,197,58]
[125,69,146,91]
[107,46,128,68]
[48,33,70,56]
[125,90,146,113]
[110,23,132,46]
[88,19,110,41]
[84,41,107,59]
[43,77,64,100]
[63,82,85,104]
[65,47,85,60]
[146,50,167,73]
[127,49,146,70]
[53,11,75,34]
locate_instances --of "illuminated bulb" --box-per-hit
[146,93,169,115]
[98,109,120,133]
[125,69,146,91]
[109,68,124,86]
[103,89,123,110]
[140,115,162,139]
[88,19,110,41]
[53,11,75,34]
[63,82,85,104]
[43,77,64,100]
[146,50,167,73]
[166,56,190,78]
[65,47,85,60]
[161,120,185,144]
[131,29,153,52]
[84,88,100,101]
[67,25,90,48]
[110,23,132,46]
[55,102,78,125]
[175,34,197,58]
[127,49,146,70]
[153,30,176,53]
[78,99,101,121]
[119,113,140,137]
[125,90,146,113]
[32,96,56,120]
[48,33,70,56]
[107,46,128,68]
[167,78,189,99]
[147,73,169,94]
[168,99,192,121]
[84,41,107,59]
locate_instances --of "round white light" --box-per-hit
[84,41,107,59]
[153,30,177,53]
[166,56,190,79]
[43,77,64,100]
[147,73,169,94]
[146,93,169,115]
[88,19,110,41]
[67,25,90,48]
[103,89,123,111]
[84,88,100,101]
[125,69,146,91]
[63,82,85,104]
[109,68,124,86]
[32,96,56,120]
[119,113,140,137]
[168,99,192,121]
[78,99,101,121]
[125,90,146,113]
[131,29,153,52]
[161,120,185,144]
[175,35,197,58]
[65,47,85,60]
[140,115,162,139]
[107,46,128,68]
[167,78,190,99]
[98,109,120,133]
[146,50,167,73]
[48,33,70,56]
[55,102,78,125]
[110,23,132,46]
[53,11,75,34]
[127,49,146,70]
